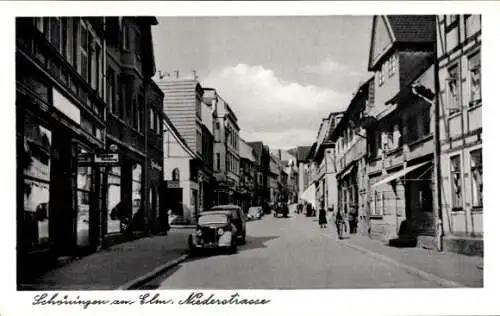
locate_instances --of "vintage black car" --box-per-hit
[188,205,247,254]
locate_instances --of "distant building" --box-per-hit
[331,78,374,235]
[269,154,281,203]
[436,15,482,256]
[156,77,211,220]
[248,141,271,206]
[204,88,241,206]
[239,138,258,212]
[308,112,343,211]
[296,146,312,198]
[162,113,198,224]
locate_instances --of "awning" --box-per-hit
[300,184,316,205]
[372,161,432,188]
[337,164,355,179]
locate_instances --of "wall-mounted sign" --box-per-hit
[77,152,93,164]
[52,88,81,125]
[95,153,119,164]
[166,181,180,189]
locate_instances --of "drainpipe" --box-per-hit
[433,31,444,251]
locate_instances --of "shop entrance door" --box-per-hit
[166,188,183,217]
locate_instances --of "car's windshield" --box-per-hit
[198,214,228,225]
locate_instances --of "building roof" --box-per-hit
[332,77,374,141]
[239,139,257,163]
[296,146,312,162]
[248,141,264,161]
[386,15,436,43]
[368,15,436,71]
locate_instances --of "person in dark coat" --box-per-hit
[318,201,327,228]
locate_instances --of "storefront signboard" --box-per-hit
[52,88,81,125]
[95,153,119,165]
[166,181,180,189]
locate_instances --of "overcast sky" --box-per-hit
[152,16,373,149]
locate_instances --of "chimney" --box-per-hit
[174,70,179,79]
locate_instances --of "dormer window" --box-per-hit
[377,64,385,86]
[388,54,397,77]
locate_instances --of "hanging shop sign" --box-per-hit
[151,161,162,172]
[95,153,120,165]
[77,152,93,164]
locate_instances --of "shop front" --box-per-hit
[17,85,106,281]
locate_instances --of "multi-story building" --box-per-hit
[248,141,271,207]
[309,112,343,211]
[157,76,210,220]
[331,78,374,235]
[271,149,299,203]
[436,15,482,255]
[296,146,312,200]
[207,89,241,206]
[364,15,437,248]
[162,113,198,223]
[269,154,281,204]
[16,16,161,281]
[104,17,162,239]
[239,138,258,212]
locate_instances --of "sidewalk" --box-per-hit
[19,228,192,291]
[331,228,483,287]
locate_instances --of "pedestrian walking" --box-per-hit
[336,210,350,239]
[318,201,327,228]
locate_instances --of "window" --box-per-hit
[138,93,144,131]
[157,113,162,135]
[468,52,481,105]
[215,122,220,141]
[377,68,384,86]
[75,148,92,246]
[195,99,202,119]
[388,54,397,77]
[107,166,122,233]
[106,68,116,113]
[447,65,459,115]
[131,163,142,231]
[470,149,483,208]
[122,24,130,50]
[150,108,154,130]
[464,15,481,39]
[132,99,138,130]
[49,17,61,51]
[21,116,52,249]
[196,130,202,154]
[450,155,462,210]
[71,19,79,67]
[79,22,89,81]
[172,168,180,181]
[135,29,142,60]
[216,153,221,171]
[445,15,459,52]
[95,43,102,95]
[445,15,458,27]
[60,18,68,58]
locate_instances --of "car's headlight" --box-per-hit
[217,228,224,235]
[196,229,202,236]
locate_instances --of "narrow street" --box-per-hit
[140,214,441,289]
